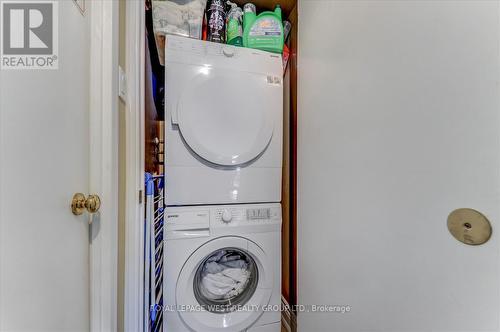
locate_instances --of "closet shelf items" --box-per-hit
[151,0,291,69]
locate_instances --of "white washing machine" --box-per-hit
[163,203,281,332]
[164,36,283,206]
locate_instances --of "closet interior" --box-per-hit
[143,0,298,330]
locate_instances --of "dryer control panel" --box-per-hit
[166,35,282,76]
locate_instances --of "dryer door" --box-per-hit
[173,67,280,166]
[176,236,273,332]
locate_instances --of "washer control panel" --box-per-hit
[212,204,281,227]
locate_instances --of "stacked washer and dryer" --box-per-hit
[163,35,284,332]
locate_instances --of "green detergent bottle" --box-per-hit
[243,4,284,54]
[226,5,244,46]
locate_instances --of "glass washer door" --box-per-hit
[176,237,273,332]
[193,247,259,313]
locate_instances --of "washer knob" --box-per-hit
[221,209,232,223]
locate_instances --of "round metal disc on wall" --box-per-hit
[447,208,492,245]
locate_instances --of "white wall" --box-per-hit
[298,1,500,331]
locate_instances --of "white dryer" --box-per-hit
[164,36,283,206]
[163,203,281,332]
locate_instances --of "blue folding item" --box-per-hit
[145,173,165,331]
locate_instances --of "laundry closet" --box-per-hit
[141,0,298,331]
[128,1,500,332]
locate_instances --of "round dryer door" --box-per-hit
[175,70,276,166]
[176,236,273,332]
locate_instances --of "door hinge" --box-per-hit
[118,66,127,102]
[139,190,143,204]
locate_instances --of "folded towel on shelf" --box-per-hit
[152,0,207,65]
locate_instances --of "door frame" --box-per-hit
[89,0,119,331]
[123,0,146,330]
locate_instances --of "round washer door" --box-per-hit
[176,70,276,166]
[176,236,273,332]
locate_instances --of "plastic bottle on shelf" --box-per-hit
[206,0,227,43]
[226,4,244,46]
[243,4,284,53]
[243,3,256,14]
[283,20,292,42]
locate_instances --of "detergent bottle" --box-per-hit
[242,4,284,54]
[226,5,244,46]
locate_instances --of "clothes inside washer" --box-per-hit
[199,249,252,300]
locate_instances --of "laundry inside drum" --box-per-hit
[193,247,259,313]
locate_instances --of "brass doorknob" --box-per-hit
[71,193,101,215]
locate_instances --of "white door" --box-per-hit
[299,1,500,331]
[0,1,116,330]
